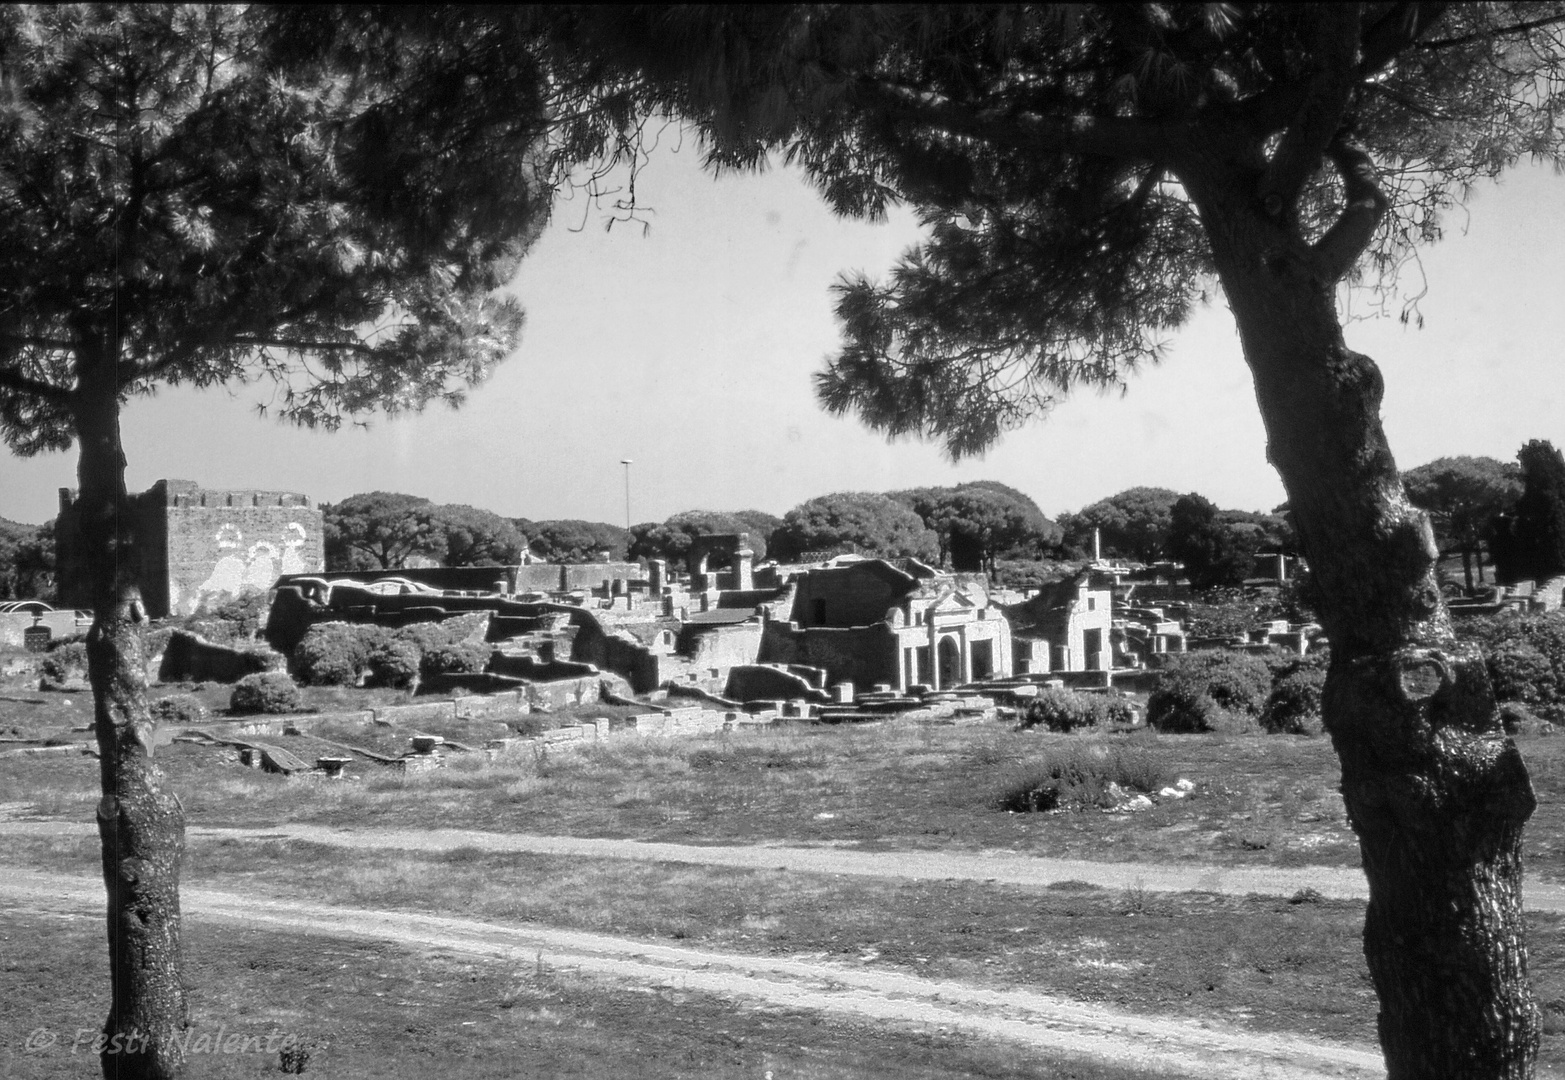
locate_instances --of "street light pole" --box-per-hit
[620,459,633,533]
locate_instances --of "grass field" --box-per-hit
[2,909,1166,1080]
[10,665,1565,1077]
[14,713,1565,876]
[6,830,1382,1044]
[4,717,1371,866]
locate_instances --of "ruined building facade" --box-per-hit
[759,557,1014,691]
[57,479,323,618]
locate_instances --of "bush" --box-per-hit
[1021,688,1135,732]
[230,671,302,715]
[1147,649,1272,733]
[420,639,492,680]
[291,623,386,686]
[185,590,269,643]
[366,635,422,689]
[1461,612,1565,722]
[150,694,210,724]
[1486,640,1554,714]
[40,639,89,690]
[1184,591,1261,640]
[996,744,1170,812]
[1261,660,1327,735]
[1500,701,1552,736]
[396,620,462,654]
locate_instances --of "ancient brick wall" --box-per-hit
[58,479,323,618]
[511,562,643,594]
[758,621,900,689]
[158,482,323,617]
[788,563,911,627]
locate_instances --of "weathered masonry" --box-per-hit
[760,557,1014,692]
[57,478,324,618]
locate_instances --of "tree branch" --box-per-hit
[1258,5,1362,212]
[855,80,1171,160]
[229,336,376,356]
[1311,139,1391,282]
[0,363,73,403]
[1361,2,1450,74]
[1416,10,1565,52]
[0,333,76,351]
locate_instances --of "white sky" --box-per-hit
[2,147,1562,527]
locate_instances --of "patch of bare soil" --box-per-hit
[9,819,1565,912]
[0,868,1381,1080]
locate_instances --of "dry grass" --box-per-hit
[994,743,1172,812]
[0,721,1378,869]
[1,909,1167,1080]
[10,828,1565,1066]
[13,715,1565,878]
[6,831,1381,1045]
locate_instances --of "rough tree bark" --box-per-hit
[73,335,189,1080]
[1182,144,1539,1079]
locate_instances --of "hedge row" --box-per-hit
[290,621,491,688]
[1019,688,1135,732]
[1461,612,1565,723]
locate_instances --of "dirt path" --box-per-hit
[0,868,1381,1080]
[8,818,1565,911]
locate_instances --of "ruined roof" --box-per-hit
[617,617,683,644]
[683,608,761,626]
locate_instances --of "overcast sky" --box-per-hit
[2,144,1561,527]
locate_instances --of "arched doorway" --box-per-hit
[937,635,962,689]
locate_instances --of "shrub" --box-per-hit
[1500,701,1552,736]
[1185,591,1260,640]
[1461,612,1565,722]
[1486,640,1555,714]
[396,620,461,654]
[150,694,210,724]
[291,623,386,686]
[420,639,492,680]
[185,590,269,643]
[40,639,89,690]
[996,744,1170,812]
[230,671,302,715]
[1261,662,1327,735]
[141,626,176,664]
[1021,688,1135,732]
[1147,649,1272,733]
[366,636,422,689]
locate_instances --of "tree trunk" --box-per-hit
[1464,548,1475,594]
[1188,173,1538,1079]
[73,344,189,1080]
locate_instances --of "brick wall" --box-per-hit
[57,479,323,618]
[788,562,912,628]
[759,621,900,688]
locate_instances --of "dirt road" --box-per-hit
[7,818,1565,910]
[0,867,1382,1080]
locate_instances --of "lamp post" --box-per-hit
[620,459,633,533]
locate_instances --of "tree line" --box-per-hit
[309,442,1565,592]
[9,444,1559,600]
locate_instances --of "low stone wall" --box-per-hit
[724,663,831,704]
[158,630,284,683]
[489,653,601,681]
